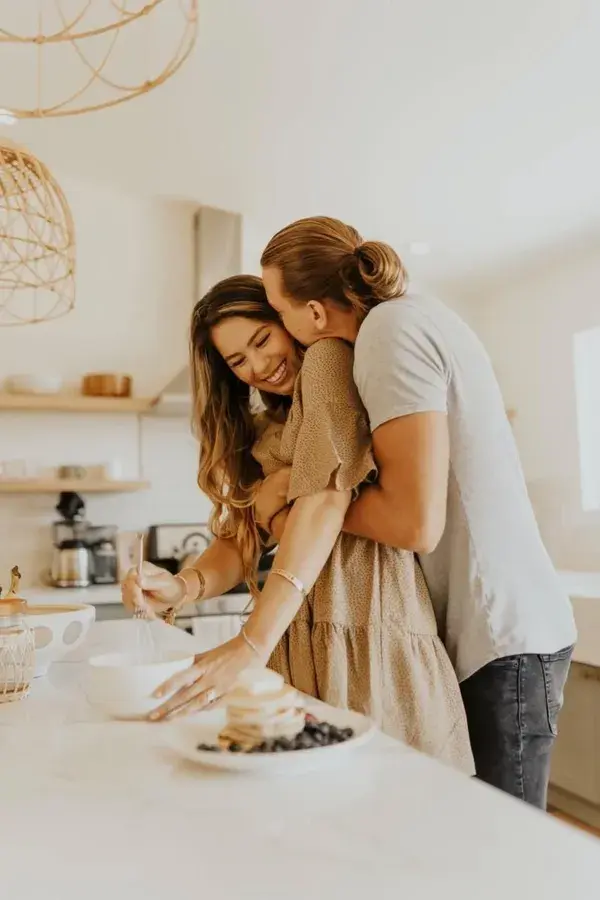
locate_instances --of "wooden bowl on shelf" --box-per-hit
[81,374,132,398]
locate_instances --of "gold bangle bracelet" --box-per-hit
[240,626,263,660]
[270,568,306,598]
[174,568,206,605]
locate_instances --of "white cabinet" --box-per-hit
[550,662,600,826]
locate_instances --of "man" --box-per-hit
[256,215,577,808]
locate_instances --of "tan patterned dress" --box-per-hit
[252,339,474,774]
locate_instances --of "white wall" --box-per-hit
[457,238,600,571]
[0,177,212,588]
[1,175,196,394]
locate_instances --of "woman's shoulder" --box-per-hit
[295,339,362,411]
[301,338,354,376]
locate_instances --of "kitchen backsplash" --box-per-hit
[0,180,209,589]
[0,412,213,588]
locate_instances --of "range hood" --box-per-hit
[152,205,243,417]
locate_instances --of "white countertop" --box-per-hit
[27,572,600,666]
[27,570,600,604]
[25,583,123,605]
[559,570,600,600]
[557,570,600,668]
[24,584,252,616]
[1,621,599,899]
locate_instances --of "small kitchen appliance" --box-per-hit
[50,492,92,588]
[87,525,119,585]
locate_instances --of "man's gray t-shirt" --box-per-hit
[353,293,576,682]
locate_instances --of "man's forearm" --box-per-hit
[343,483,425,551]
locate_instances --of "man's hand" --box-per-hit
[254,468,292,529]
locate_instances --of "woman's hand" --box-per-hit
[148,635,260,720]
[254,468,292,530]
[121,561,185,619]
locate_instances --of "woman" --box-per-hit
[256,216,576,809]
[122,275,473,774]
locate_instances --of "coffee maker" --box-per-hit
[86,525,118,585]
[51,492,92,588]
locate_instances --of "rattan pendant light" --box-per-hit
[0,1,198,119]
[0,139,75,326]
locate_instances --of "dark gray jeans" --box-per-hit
[460,646,573,809]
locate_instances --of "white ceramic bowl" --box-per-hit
[26,604,96,677]
[85,651,194,720]
[6,374,64,395]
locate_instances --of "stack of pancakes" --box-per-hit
[219,668,305,749]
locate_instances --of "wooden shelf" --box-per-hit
[0,393,157,414]
[0,479,150,494]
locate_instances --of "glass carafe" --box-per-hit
[0,567,35,703]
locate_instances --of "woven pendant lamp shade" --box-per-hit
[0,139,75,326]
[0,1,198,119]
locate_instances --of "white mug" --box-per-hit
[101,460,122,481]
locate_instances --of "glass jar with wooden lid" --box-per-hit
[0,567,35,703]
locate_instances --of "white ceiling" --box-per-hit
[1,0,598,288]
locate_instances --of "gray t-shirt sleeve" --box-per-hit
[353,301,449,432]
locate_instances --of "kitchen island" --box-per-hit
[1,622,599,900]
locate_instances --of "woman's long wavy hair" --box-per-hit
[190,275,291,595]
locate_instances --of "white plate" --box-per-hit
[166,705,375,776]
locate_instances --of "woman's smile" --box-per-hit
[262,359,288,387]
[210,315,300,396]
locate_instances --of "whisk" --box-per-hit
[133,532,156,663]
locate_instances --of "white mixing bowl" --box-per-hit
[85,651,195,720]
[25,604,96,677]
[6,374,63,395]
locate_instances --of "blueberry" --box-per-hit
[341,728,354,740]
[197,743,218,752]
[229,742,242,753]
